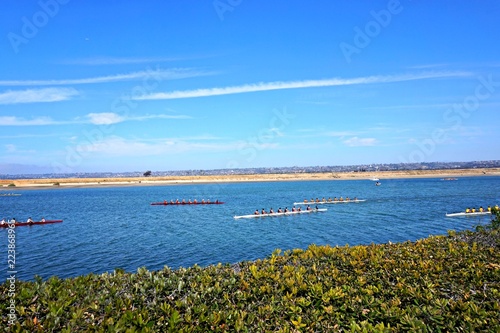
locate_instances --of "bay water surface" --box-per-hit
[1,176,499,281]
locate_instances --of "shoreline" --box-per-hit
[1,168,499,190]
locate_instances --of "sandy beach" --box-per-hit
[1,168,499,190]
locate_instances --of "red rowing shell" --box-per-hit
[0,220,63,228]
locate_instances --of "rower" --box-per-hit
[334,197,338,202]
[0,218,6,225]
[327,197,332,202]
[261,208,267,214]
[479,206,484,212]
[164,200,167,205]
[193,199,198,203]
[304,199,308,203]
[297,206,302,212]
[322,197,326,202]
[254,209,259,215]
[207,199,211,203]
[315,198,320,203]
[201,199,205,204]
[315,205,319,210]
[339,197,344,202]
[354,197,358,201]
[292,206,296,212]
[182,199,186,204]
[188,199,192,204]
[465,208,470,213]
[277,208,283,213]
[170,200,175,204]
[40,217,45,222]
[269,208,274,214]
[471,208,476,213]
[306,205,311,211]
[487,206,491,212]
[495,204,499,211]
[346,197,350,201]
[284,207,289,213]
[27,217,33,223]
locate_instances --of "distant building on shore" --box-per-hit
[2,160,500,180]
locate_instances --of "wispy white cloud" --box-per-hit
[406,125,486,145]
[167,134,226,141]
[0,133,66,139]
[363,101,500,111]
[86,113,125,125]
[86,112,192,125]
[0,88,78,104]
[133,114,192,121]
[294,129,363,139]
[2,144,36,155]
[0,68,214,86]
[343,137,377,147]
[295,125,411,143]
[407,64,450,70]
[326,131,362,138]
[76,136,244,156]
[5,144,16,153]
[0,113,192,126]
[61,56,183,65]
[452,125,485,138]
[295,100,331,105]
[361,103,450,110]
[0,116,62,126]
[61,53,219,65]
[133,71,472,100]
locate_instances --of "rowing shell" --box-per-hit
[293,200,366,205]
[445,211,491,217]
[151,202,224,206]
[234,208,327,219]
[0,220,63,228]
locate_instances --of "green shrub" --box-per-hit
[7,183,15,187]
[1,220,499,332]
[491,207,500,230]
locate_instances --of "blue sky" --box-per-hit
[1,0,499,174]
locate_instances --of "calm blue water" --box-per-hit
[1,177,499,281]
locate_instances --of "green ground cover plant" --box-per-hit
[2,210,499,332]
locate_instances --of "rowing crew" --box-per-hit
[304,197,358,203]
[465,205,499,213]
[0,217,46,225]
[254,205,319,215]
[162,199,220,204]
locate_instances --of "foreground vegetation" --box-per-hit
[2,212,499,332]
